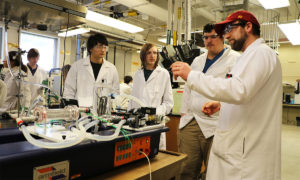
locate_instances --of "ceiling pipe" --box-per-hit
[184,0,191,43]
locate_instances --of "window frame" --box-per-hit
[20,30,60,70]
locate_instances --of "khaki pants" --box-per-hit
[179,119,213,180]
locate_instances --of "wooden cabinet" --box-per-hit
[166,115,180,152]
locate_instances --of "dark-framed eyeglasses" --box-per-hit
[202,34,219,40]
[224,22,245,33]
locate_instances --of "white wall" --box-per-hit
[107,46,141,82]
[1,23,21,53]
[131,52,141,75]
[278,44,300,85]
[58,36,75,68]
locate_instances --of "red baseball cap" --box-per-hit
[214,10,260,35]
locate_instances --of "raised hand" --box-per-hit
[171,62,191,81]
[202,101,221,116]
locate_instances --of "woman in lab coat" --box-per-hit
[64,33,119,108]
[0,51,31,114]
[128,43,174,150]
[26,48,47,104]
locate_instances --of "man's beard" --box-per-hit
[231,31,248,51]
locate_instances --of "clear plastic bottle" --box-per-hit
[291,98,295,104]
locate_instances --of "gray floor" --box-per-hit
[282,124,300,180]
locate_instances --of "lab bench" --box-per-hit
[282,104,300,126]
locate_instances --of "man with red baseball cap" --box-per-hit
[171,10,281,180]
[214,10,260,36]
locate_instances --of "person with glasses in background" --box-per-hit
[171,10,282,180]
[128,43,173,150]
[64,33,119,107]
[179,23,240,180]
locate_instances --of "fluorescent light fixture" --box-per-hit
[158,37,173,44]
[278,22,300,45]
[58,28,90,37]
[86,10,144,33]
[158,38,167,43]
[258,0,289,9]
[261,22,277,26]
[193,30,203,33]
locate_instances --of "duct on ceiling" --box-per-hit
[0,0,87,32]
[111,0,168,22]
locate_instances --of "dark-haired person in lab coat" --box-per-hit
[26,48,47,104]
[64,33,119,107]
[0,51,31,114]
[120,75,133,96]
[128,43,174,150]
[119,75,133,109]
[172,10,281,180]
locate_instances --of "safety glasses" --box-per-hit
[202,34,219,40]
[224,22,245,34]
[95,44,109,51]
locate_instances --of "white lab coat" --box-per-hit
[128,65,174,150]
[119,82,132,109]
[63,57,120,107]
[0,67,31,114]
[180,46,240,139]
[0,80,7,107]
[186,38,282,180]
[27,66,47,104]
[120,82,132,95]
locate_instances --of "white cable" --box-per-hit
[76,116,90,129]
[117,94,146,107]
[16,118,86,149]
[139,150,152,180]
[84,120,125,141]
[78,118,92,132]
[79,119,126,141]
[20,125,85,149]
[84,120,99,131]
